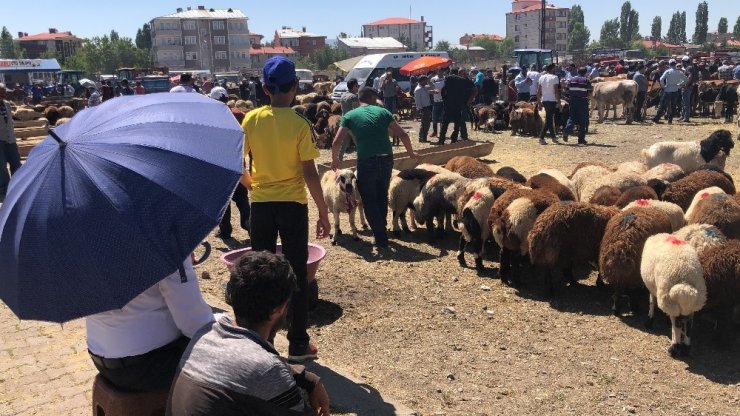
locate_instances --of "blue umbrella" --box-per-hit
[0,93,244,322]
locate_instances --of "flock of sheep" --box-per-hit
[323,129,738,358]
[11,104,76,127]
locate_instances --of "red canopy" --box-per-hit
[399,56,452,76]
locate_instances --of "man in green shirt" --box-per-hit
[330,87,418,250]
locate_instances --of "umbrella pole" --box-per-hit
[48,129,67,148]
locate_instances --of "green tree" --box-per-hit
[110,30,120,42]
[568,21,591,51]
[600,18,622,48]
[679,11,687,43]
[0,26,17,59]
[569,5,585,35]
[651,16,662,40]
[135,24,152,49]
[693,1,709,44]
[497,37,515,59]
[434,40,450,52]
[619,2,640,44]
[472,37,500,59]
[63,35,151,74]
[666,11,687,44]
[734,16,740,38]
[717,17,728,34]
[448,49,470,64]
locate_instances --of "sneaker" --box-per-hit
[551,137,560,144]
[562,134,569,142]
[288,343,318,362]
[539,139,547,145]
[652,119,662,124]
[577,141,588,147]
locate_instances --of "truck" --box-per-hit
[116,67,170,94]
[55,70,86,96]
[512,49,554,71]
[296,69,314,93]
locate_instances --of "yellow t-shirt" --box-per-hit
[242,106,320,204]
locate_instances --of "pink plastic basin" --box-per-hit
[219,243,327,282]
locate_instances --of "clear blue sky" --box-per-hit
[2,1,737,46]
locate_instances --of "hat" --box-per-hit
[668,59,676,65]
[209,86,228,100]
[470,66,478,71]
[263,56,296,89]
[652,63,659,68]
[681,56,690,61]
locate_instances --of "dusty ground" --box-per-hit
[198,115,740,416]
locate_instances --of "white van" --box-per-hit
[331,51,450,100]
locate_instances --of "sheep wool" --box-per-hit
[661,170,736,211]
[642,163,685,183]
[614,185,659,208]
[569,161,612,178]
[389,168,437,233]
[589,186,622,206]
[615,161,648,175]
[536,168,576,195]
[579,171,647,203]
[697,240,740,346]
[674,224,728,256]
[526,173,576,201]
[623,199,686,231]
[415,163,451,174]
[684,186,726,221]
[570,164,612,200]
[445,156,495,179]
[495,166,527,184]
[413,172,467,241]
[686,193,740,239]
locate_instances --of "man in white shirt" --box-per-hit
[170,73,196,93]
[536,63,561,145]
[86,258,215,392]
[413,75,434,142]
[527,64,540,98]
[430,68,445,138]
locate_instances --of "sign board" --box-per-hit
[0,59,43,69]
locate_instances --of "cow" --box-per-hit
[592,80,638,124]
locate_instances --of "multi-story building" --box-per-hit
[505,0,569,52]
[459,33,504,46]
[248,32,264,46]
[273,27,326,57]
[362,17,433,51]
[150,6,251,73]
[336,37,405,57]
[17,29,83,61]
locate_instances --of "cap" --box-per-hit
[263,56,296,89]
[668,59,676,65]
[209,86,228,100]
[470,66,478,71]
[652,63,659,68]
[681,56,690,61]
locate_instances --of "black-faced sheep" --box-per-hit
[457,187,496,273]
[623,199,686,231]
[641,129,734,173]
[321,169,367,245]
[389,168,437,234]
[495,166,527,184]
[444,156,495,179]
[686,193,740,239]
[525,173,576,201]
[413,172,468,243]
[598,208,673,315]
[528,202,620,294]
[698,239,740,347]
[641,233,707,357]
[661,170,736,211]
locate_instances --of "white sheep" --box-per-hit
[622,199,686,231]
[641,233,707,357]
[321,169,367,245]
[388,168,437,234]
[412,172,468,243]
[615,160,648,175]
[640,130,734,173]
[457,186,496,272]
[641,163,685,183]
[570,164,611,200]
[673,224,728,255]
[684,186,726,221]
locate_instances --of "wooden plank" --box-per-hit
[15,126,49,139]
[317,140,495,174]
[17,138,46,158]
[13,119,49,129]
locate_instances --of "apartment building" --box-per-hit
[505,0,569,52]
[273,27,326,57]
[362,17,433,51]
[17,29,83,61]
[150,6,251,73]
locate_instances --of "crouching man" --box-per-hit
[167,251,330,415]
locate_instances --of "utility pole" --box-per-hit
[540,0,546,49]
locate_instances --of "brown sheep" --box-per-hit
[589,185,622,206]
[698,240,740,347]
[662,170,736,211]
[316,101,331,115]
[57,105,75,118]
[475,106,496,131]
[43,106,61,126]
[686,193,740,239]
[614,185,659,208]
[444,156,494,179]
[330,102,342,115]
[495,166,527,184]
[526,173,576,201]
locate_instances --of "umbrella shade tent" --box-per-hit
[0,93,245,322]
[399,56,453,76]
[78,78,96,88]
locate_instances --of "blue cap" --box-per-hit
[263,56,296,89]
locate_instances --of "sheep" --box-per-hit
[674,224,728,255]
[321,169,367,245]
[413,172,468,242]
[330,102,342,115]
[623,199,686,231]
[528,202,620,294]
[579,171,647,203]
[684,186,726,221]
[525,173,575,201]
[495,166,526,184]
[661,170,736,211]
[686,193,740,239]
[292,104,307,116]
[457,187,496,273]
[614,160,648,175]
[55,117,71,126]
[598,208,674,315]
[444,156,494,179]
[697,239,740,347]
[316,100,332,115]
[43,106,61,126]
[536,168,576,195]
[57,105,75,118]
[641,233,707,357]
[12,108,41,121]
[614,185,659,208]
[641,163,685,183]
[389,168,437,234]
[570,164,612,200]
[416,163,450,174]
[569,161,612,178]
[694,163,734,185]
[640,129,734,173]
[589,185,622,206]
[299,93,318,105]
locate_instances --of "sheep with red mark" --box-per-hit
[684,187,726,221]
[661,170,736,211]
[686,193,740,239]
[623,199,686,231]
[321,169,367,245]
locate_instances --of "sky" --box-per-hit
[1,1,737,46]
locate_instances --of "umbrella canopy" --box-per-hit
[400,56,453,76]
[0,93,244,322]
[79,78,96,88]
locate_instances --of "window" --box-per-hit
[183,21,196,31]
[212,21,225,30]
[186,52,198,60]
[214,36,225,45]
[215,51,227,60]
[515,36,519,42]
[515,25,519,31]
[184,36,196,45]
[558,21,566,28]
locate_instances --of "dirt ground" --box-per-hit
[199,115,740,416]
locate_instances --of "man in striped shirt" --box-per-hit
[562,67,592,146]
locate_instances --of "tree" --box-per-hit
[718,17,728,34]
[63,35,151,74]
[135,24,152,49]
[619,2,640,44]
[651,16,662,40]
[666,11,687,44]
[434,40,450,52]
[497,37,515,59]
[693,2,709,44]
[600,18,622,48]
[735,16,740,38]
[568,22,591,51]
[472,37,500,59]
[0,26,16,59]
[679,11,687,43]
[110,30,120,42]
[569,5,585,35]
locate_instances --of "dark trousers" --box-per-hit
[0,142,22,195]
[383,96,397,114]
[564,98,589,143]
[432,102,443,134]
[634,91,646,121]
[356,155,393,247]
[218,183,250,237]
[539,101,557,140]
[653,91,680,122]
[250,202,309,353]
[419,106,432,141]
[90,336,190,392]
[517,92,530,102]
[439,105,466,142]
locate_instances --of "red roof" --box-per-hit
[641,39,683,49]
[727,39,740,47]
[365,17,423,26]
[462,33,504,42]
[249,46,295,55]
[19,31,78,41]
[508,4,565,14]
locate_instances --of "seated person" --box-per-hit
[167,251,330,415]
[86,257,214,392]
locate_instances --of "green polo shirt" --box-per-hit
[339,105,394,161]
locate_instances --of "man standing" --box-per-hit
[680,56,698,123]
[527,64,540,101]
[718,60,734,81]
[413,75,433,143]
[119,79,135,96]
[0,83,21,200]
[242,56,331,362]
[481,69,497,105]
[632,64,648,122]
[101,81,113,102]
[562,67,592,146]
[170,73,196,93]
[337,78,360,160]
[331,87,418,250]
[239,78,250,100]
[380,68,399,114]
[536,64,561,145]
[430,68,445,138]
[167,251,330,415]
[438,68,475,144]
[472,68,484,103]
[87,86,101,107]
[588,62,601,79]
[30,83,44,104]
[514,66,532,101]
[652,59,687,125]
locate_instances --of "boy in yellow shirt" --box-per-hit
[241,56,331,361]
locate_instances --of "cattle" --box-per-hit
[592,80,638,124]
